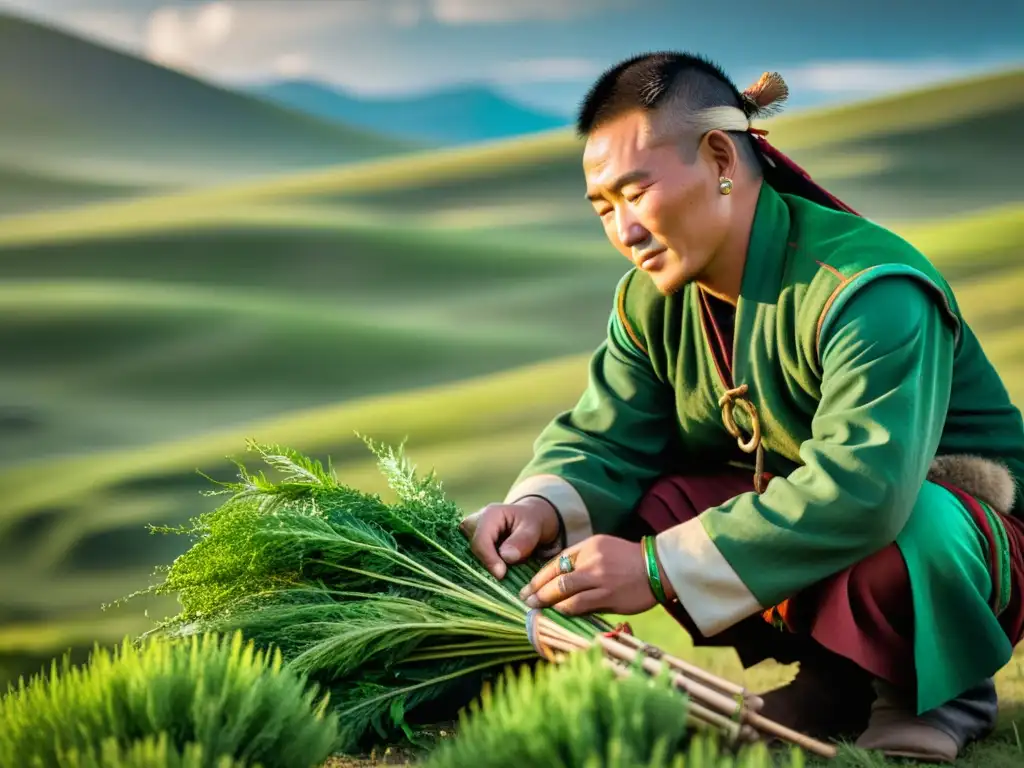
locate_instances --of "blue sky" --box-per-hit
[3,0,1022,115]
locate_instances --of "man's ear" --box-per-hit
[701,129,740,181]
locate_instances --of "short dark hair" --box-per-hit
[576,51,762,170]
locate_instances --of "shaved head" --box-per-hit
[577,51,763,172]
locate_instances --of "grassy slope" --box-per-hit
[0,67,1023,765]
[0,13,413,215]
[760,67,1024,219]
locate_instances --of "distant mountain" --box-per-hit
[0,13,414,214]
[247,79,571,146]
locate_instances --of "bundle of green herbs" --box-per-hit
[118,439,606,754]
[118,439,835,761]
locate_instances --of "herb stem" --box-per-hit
[414,533,527,613]
[405,644,533,662]
[338,653,537,720]
[328,563,523,624]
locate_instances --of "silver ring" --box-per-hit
[558,553,575,574]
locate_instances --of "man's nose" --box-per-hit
[616,207,649,248]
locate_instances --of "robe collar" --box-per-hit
[737,181,793,308]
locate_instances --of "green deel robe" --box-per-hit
[504,182,1024,714]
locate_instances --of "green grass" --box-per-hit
[1,630,340,767]
[0,12,414,215]
[0,166,149,216]
[0,63,1022,766]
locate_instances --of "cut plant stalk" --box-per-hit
[594,632,838,759]
[541,617,764,710]
[611,631,765,710]
[601,658,756,744]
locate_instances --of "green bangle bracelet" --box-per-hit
[642,535,669,604]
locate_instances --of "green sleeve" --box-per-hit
[508,290,676,537]
[668,275,956,627]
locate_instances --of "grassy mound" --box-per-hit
[0,630,340,768]
[424,647,804,768]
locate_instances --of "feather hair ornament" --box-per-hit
[741,71,789,119]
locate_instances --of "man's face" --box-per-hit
[582,110,733,295]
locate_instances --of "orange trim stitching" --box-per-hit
[617,273,648,356]
[815,266,875,362]
[815,260,845,280]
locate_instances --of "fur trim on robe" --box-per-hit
[927,454,1017,516]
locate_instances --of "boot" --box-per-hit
[855,678,998,763]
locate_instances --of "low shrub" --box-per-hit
[424,647,806,768]
[0,630,340,768]
[46,734,249,768]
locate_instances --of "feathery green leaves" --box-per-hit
[120,438,605,754]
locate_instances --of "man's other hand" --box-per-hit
[459,497,561,579]
[518,535,673,616]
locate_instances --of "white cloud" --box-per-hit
[138,1,397,79]
[494,57,602,83]
[272,52,310,79]
[145,1,236,71]
[145,8,191,68]
[193,1,233,45]
[431,0,603,24]
[782,58,993,96]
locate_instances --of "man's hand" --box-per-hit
[459,497,562,579]
[517,534,677,616]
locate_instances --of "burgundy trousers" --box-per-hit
[628,471,943,694]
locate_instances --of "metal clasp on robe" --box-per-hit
[718,384,767,494]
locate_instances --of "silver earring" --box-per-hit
[719,176,733,195]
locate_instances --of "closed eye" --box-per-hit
[624,187,649,204]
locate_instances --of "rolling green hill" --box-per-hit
[0,13,414,216]
[3,64,1016,239]
[765,68,1024,220]
[0,68,1022,706]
